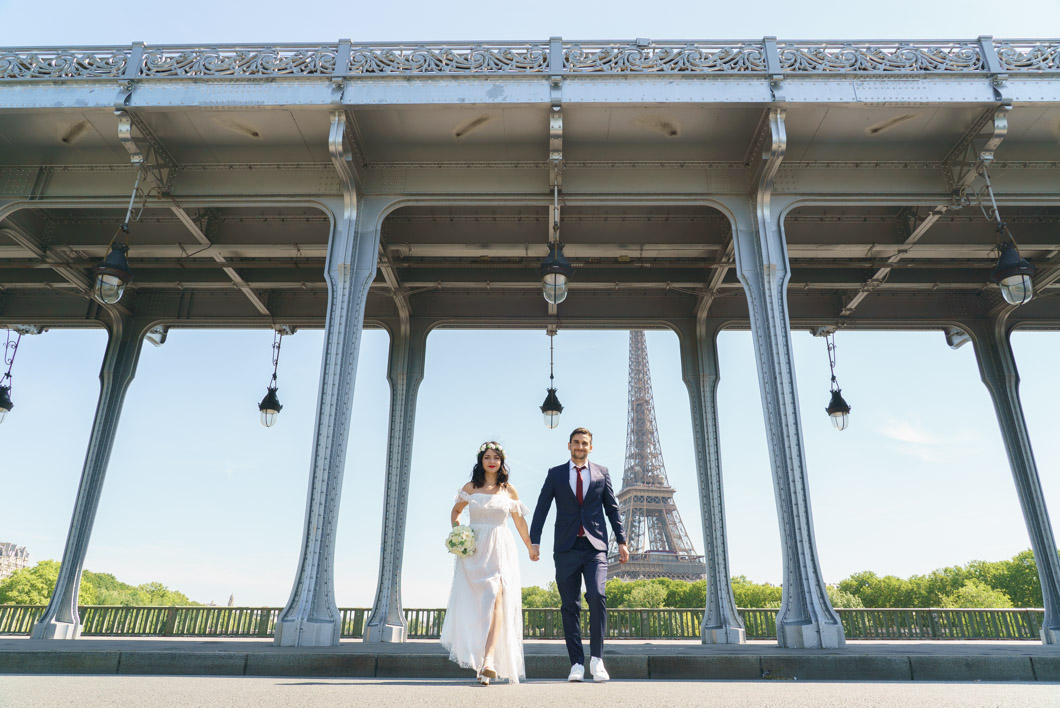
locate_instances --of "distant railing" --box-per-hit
[0,38,1057,81]
[0,605,1046,640]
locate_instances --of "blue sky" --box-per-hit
[1,1,1059,607]
[3,326,1057,606]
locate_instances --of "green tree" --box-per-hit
[0,560,94,605]
[731,576,782,608]
[522,582,561,608]
[605,578,634,609]
[628,581,667,608]
[826,585,864,608]
[940,579,1014,609]
[0,561,200,606]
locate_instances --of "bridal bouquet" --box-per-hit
[445,524,476,557]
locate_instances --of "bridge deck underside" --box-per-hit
[1,63,1059,332]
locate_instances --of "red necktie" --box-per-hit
[576,466,586,537]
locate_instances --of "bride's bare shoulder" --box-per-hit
[460,481,477,494]
[506,484,520,500]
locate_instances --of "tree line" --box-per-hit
[0,560,199,606]
[2,550,1049,608]
[522,550,1050,609]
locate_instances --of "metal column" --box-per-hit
[731,108,845,649]
[966,316,1060,644]
[677,315,746,644]
[364,317,428,643]
[31,312,150,639]
[273,110,382,646]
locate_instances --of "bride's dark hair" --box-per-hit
[471,442,509,488]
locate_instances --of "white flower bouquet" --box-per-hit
[445,524,476,558]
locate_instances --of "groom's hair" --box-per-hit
[569,427,592,442]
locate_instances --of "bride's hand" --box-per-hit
[528,545,540,562]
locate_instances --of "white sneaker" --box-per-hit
[567,663,584,682]
[590,657,610,682]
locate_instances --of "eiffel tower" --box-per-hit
[607,331,706,581]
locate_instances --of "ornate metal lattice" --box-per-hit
[608,330,705,582]
[2,39,1059,81]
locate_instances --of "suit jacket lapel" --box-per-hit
[559,463,578,504]
[585,462,602,503]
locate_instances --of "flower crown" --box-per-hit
[479,442,505,454]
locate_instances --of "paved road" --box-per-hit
[1,676,1058,708]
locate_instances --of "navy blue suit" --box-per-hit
[530,461,626,666]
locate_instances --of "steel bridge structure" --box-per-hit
[1,37,1060,649]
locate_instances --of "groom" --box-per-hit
[530,427,628,682]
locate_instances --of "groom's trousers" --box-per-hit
[555,536,609,665]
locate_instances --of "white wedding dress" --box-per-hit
[440,490,530,683]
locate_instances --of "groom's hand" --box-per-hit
[618,543,630,564]
[530,544,540,562]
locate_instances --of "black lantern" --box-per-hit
[539,242,574,306]
[258,329,288,428]
[93,170,144,305]
[0,329,21,425]
[540,329,563,429]
[93,239,133,305]
[541,387,563,429]
[991,240,1035,306]
[825,388,851,432]
[539,183,574,305]
[0,384,12,425]
[980,166,1034,306]
[258,385,283,428]
[823,332,851,431]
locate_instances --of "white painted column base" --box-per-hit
[779,620,846,649]
[702,625,746,645]
[364,623,407,644]
[32,621,81,640]
[273,618,341,647]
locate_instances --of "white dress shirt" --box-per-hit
[568,460,590,500]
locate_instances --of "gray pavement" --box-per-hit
[2,676,1060,708]
[3,637,1060,682]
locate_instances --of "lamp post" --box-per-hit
[92,171,142,305]
[824,332,851,431]
[258,329,288,428]
[980,166,1035,306]
[991,239,1035,306]
[539,242,574,305]
[540,329,563,429]
[539,183,574,305]
[0,330,21,424]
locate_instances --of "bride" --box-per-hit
[440,441,537,685]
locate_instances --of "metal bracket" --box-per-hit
[115,108,178,194]
[549,37,564,190]
[943,327,971,349]
[943,103,1012,201]
[273,325,297,336]
[978,36,1010,102]
[145,325,168,347]
[810,325,838,337]
[763,37,786,102]
[8,325,45,335]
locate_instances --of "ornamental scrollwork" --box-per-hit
[996,42,1060,71]
[347,45,548,73]
[2,40,1060,80]
[140,47,337,77]
[778,42,984,72]
[0,50,128,79]
[565,43,765,72]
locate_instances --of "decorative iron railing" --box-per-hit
[0,39,1057,81]
[0,605,1045,640]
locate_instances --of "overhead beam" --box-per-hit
[169,207,271,316]
[841,105,1012,319]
